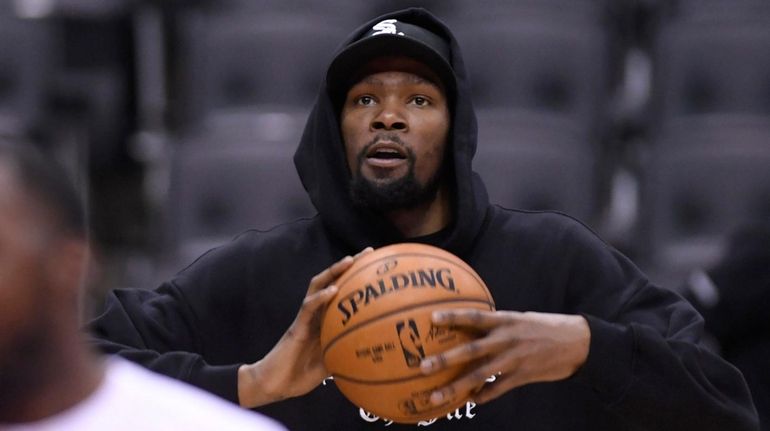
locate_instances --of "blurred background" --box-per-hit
[2,0,769,410]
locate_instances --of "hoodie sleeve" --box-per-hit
[88,282,242,403]
[86,237,267,404]
[558,220,759,430]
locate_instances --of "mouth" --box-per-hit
[364,142,408,169]
[366,142,407,161]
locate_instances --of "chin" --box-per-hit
[368,173,406,185]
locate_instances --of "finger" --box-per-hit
[428,351,517,407]
[303,285,339,312]
[295,285,339,327]
[307,247,374,296]
[353,246,374,259]
[307,256,355,296]
[432,309,523,330]
[420,331,512,374]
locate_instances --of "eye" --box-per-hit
[411,96,430,106]
[355,95,376,106]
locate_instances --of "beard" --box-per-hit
[349,137,444,212]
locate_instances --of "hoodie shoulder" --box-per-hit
[480,204,619,266]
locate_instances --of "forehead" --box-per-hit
[348,56,446,94]
[355,72,437,91]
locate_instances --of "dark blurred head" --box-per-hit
[0,139,88,411]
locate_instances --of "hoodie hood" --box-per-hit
[293,7,489,256]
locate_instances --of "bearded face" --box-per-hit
[348,133,444,212]
[340,59,450,213]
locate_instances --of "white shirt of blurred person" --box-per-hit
[0,141,286,431]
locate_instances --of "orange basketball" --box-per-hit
[320,243,495,424]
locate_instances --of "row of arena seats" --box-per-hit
[3,1,770,135]
[2,0,770,288]
[640,117,770,286]
[171,1,616,138]
[166,110,770,290]
[651,3,770,128]
[167,109,313,264]
[3,0,769,145]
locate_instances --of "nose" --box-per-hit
[371,101,407,132]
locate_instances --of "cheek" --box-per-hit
[417,117,450,169]
[341,112,364,171]
[413,145,445,186]
[0,262,39,330]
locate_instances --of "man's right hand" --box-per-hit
[237,247,373,408]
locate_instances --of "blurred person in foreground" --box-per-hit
[684,222,770,430]
[0,139,285,430]
[88,8,758,430]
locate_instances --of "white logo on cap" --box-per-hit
[371,19,405,36]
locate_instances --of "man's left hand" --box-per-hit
[419,310,591,406]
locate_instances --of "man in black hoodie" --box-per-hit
[89,8,759,430]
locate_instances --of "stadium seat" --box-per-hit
[215,0,368,22]
[449,0,613,139]
[652,2,770,128]
[167,109,314,263]
[665,0,770,22]
[365,0,458,21]
[173,10,349,128]
[474,108,599,225]
[641,118,770,282]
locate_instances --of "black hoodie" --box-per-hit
[89,8,758,430]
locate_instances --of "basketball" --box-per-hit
[320,243,495,423]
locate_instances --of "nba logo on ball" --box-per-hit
[396,319,425,368]
[320,243,495,424]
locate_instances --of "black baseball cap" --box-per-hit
[326,18,455,102]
